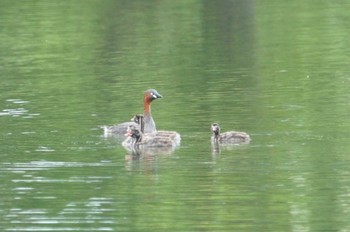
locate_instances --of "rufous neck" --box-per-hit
[143,96,152,115]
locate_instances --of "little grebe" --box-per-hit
[211,123,250,144]
[123,125,177,148]
[131,114,181,146]
[102,89,162,137]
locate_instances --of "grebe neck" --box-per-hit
[143,95,152,116]
[136,133,142,143]
[130,130,142,146]
[140,117,145,133]
[214,130,220,138]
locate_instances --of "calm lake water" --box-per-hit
[2,1,350,231]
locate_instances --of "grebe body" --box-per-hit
[131,114,181,146]
[211,123,250,144]
[123,125,177,149]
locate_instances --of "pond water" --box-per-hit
[1,1,350,231]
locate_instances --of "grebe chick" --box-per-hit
[124,125,177,148]
[211,123,250,144]
[131,114,181,146]
[102,89,162,138]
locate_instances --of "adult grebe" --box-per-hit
[102,89,162,137]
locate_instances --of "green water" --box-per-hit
[1,1,350,231]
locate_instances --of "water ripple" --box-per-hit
[6,99,30,104]
[1,99,39,118]
[1,161,115,172]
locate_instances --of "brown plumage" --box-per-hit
[123,125,177,148]
[211,123,250,145]
[131,114,181,146]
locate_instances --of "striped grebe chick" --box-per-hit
[131,114,181,146]
[123,125,178,148]
[211,123,250,144]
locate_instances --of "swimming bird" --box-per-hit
[102,89,162,138]
[123,125,178,149]
[211,123,250,145]
[131,114,181,146]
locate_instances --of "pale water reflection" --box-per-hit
[2,0,350,231]
[1,99,39,118]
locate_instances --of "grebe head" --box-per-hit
[126,125,141,141]
[144,89,162,102]
[131,114,144,124]
[211,123,220,136]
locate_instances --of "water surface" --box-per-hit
[1,1,350,231]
